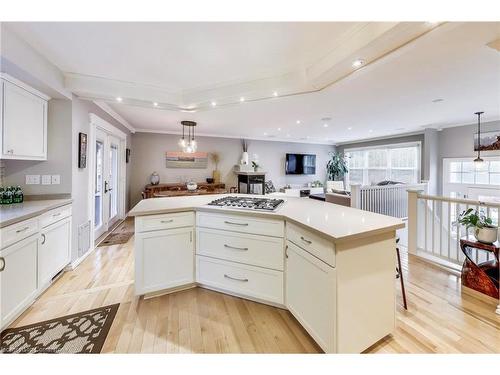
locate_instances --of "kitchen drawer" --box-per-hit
[196,211,284,238]
[196,255,284,305]
[286,222,335,267]
[136,211,195,233]
[196,228,284,270]
[0,217,39,249]
[39,204,72,229]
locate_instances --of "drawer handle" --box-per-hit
[300,236,312,244]
[41,233,46,245]
[160,219,174,223]
[52,212,62,217]
[224,221,248,226]
[224,274,249,282]
[0,257,5,272]
[16,226,30,233]
[224,244,249,251]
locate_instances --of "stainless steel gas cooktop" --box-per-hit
[207,196,285,212]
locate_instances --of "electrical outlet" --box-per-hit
[41,175,52,185]
[51,175,61,185]
[26,175,40,185]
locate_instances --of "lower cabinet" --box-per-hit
[38,217,71,287]
[286,241,336,353]
[0,234,39,329]
[135,227,194,295]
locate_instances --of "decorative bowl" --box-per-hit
[186,181,198,191]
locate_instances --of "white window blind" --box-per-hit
[345,142,421,186]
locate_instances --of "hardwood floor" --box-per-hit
[9,219,500,353]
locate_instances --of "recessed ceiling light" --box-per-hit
[323,123,329,128]
[211,101,217,107]
[352,59,365,69]
[153,102,158,107]
[432,98,444,103]
[277,127,281,131]
[240,97,245,102]
[296,120,301,124]
[273,91,278,97]
[369,129,373,133]
[347,127,352,130]
[263,132,268,136]
[116,97,123,102]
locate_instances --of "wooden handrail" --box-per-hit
[416,193,500,208]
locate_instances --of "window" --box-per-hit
[345,142,421,186]
[446,159,500,185]
[443,157,500,199]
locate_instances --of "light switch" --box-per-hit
[42,175,52,185]
[26,175,40,185]
[51,175,61,185]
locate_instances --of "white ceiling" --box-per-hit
[6,21,500,144]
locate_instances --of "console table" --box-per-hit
[143,182,226,199]
[460,237,499,299]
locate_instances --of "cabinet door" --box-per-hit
[2,80,47,160]
[39,217,71,287]
[135,227,194,295]
[286,241,336,353]
[0,234,38,330]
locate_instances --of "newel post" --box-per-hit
[407,189,421,255]
[350,184,361,209]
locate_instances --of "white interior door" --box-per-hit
[94,129,121,239]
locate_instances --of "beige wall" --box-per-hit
[130,132,335,207]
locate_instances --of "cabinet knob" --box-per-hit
[41,233,46,245]
[7,149,14,154]
[0,257,5,272]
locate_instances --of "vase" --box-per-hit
[474,226,498,244]
[212,169,221,184]
[150,172,160,185]
[241,152,249,165]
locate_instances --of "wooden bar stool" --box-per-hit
[396,237,408,310]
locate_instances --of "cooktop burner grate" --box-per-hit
[207,196,285,212]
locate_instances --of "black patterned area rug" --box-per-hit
[98,232,133,247]
[0,304,119,354]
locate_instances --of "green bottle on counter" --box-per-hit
[13,186,24,203]
[3,186,13,204]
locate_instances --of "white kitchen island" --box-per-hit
[128,194,404,353]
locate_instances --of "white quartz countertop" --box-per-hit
[0,198,73,228]
[128,194,404,243]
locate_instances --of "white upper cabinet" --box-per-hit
[0,74,49,160]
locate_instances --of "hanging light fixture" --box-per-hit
[178,121,197,153]
[473,111,485,169]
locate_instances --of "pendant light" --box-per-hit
[473,111,485,169]
[178,121,197,153]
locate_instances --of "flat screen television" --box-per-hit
[285,153,316,175]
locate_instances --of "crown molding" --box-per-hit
[92,101,136,133]
[134,128,335,146]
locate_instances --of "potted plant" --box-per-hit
[251,161,259,172]
[458,208,498,244]
[326,152,348,191]
[210,152,221,184]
